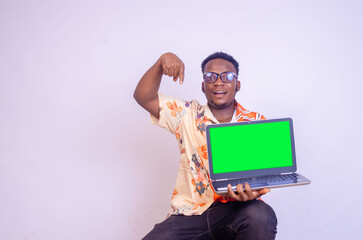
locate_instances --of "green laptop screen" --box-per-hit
[209,121,293,174]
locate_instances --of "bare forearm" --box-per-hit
[134,58,163,117]
[133,53,185,118]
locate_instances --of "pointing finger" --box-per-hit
[179,64,185,84]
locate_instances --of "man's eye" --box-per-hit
[226,73,234,80]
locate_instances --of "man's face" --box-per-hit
[202,58,240,110]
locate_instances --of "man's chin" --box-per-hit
[207,101,234,110]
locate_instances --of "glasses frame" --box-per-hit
[203,71,238,83]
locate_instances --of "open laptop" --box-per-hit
[206,118,311,194]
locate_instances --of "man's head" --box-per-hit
[201,52,241,110]
[201,52,239,75]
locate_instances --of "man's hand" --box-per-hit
[226,183,270,202]
[160,52,185,84]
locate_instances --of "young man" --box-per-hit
[134,52,277,240]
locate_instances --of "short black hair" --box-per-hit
[201,52,239,75]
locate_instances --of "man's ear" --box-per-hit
[202,82,205,93]
[236,80,241,92]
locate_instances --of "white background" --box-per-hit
[1,0,362,239]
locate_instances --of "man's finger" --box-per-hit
[163,68,170,77]
[244,183,254,199]
[236,184,248,202]
[250,188,270,199]
[179,64,185,84]
[173,67,180,82]
[162,63,169,75]
[258,188,270,195]
[227,184,239,200]
[169,67,175,78]
[162,63,173,77]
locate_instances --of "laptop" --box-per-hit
[206,118,311,194]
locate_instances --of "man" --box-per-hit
[134,52,277,240]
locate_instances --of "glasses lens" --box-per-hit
[204,72,217,83]
[221,72,235,82]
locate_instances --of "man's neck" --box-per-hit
[209,104,235,123]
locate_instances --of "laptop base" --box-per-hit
[212,172,311,194]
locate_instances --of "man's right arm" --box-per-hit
[133,53,185,119]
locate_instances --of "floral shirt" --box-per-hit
[151,93,266,216]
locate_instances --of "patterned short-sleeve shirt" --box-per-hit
[151,92,266,216]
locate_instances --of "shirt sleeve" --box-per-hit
[150,92,189,136]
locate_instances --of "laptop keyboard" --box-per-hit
[214,173,301,190]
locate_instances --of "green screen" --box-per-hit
[210,121,293,174]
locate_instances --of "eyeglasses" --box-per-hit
[203,72,238,83]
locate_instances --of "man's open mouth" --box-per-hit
[212,90,227,95]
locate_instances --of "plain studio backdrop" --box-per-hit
[0,0,362,239]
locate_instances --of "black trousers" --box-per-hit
[142,200,277,240]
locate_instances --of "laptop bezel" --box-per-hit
[206,118,297,181]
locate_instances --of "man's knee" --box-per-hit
[228,200,277,240]
[242,200,277,226]
[214,200,277,240]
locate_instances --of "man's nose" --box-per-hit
[214,76,224,85]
